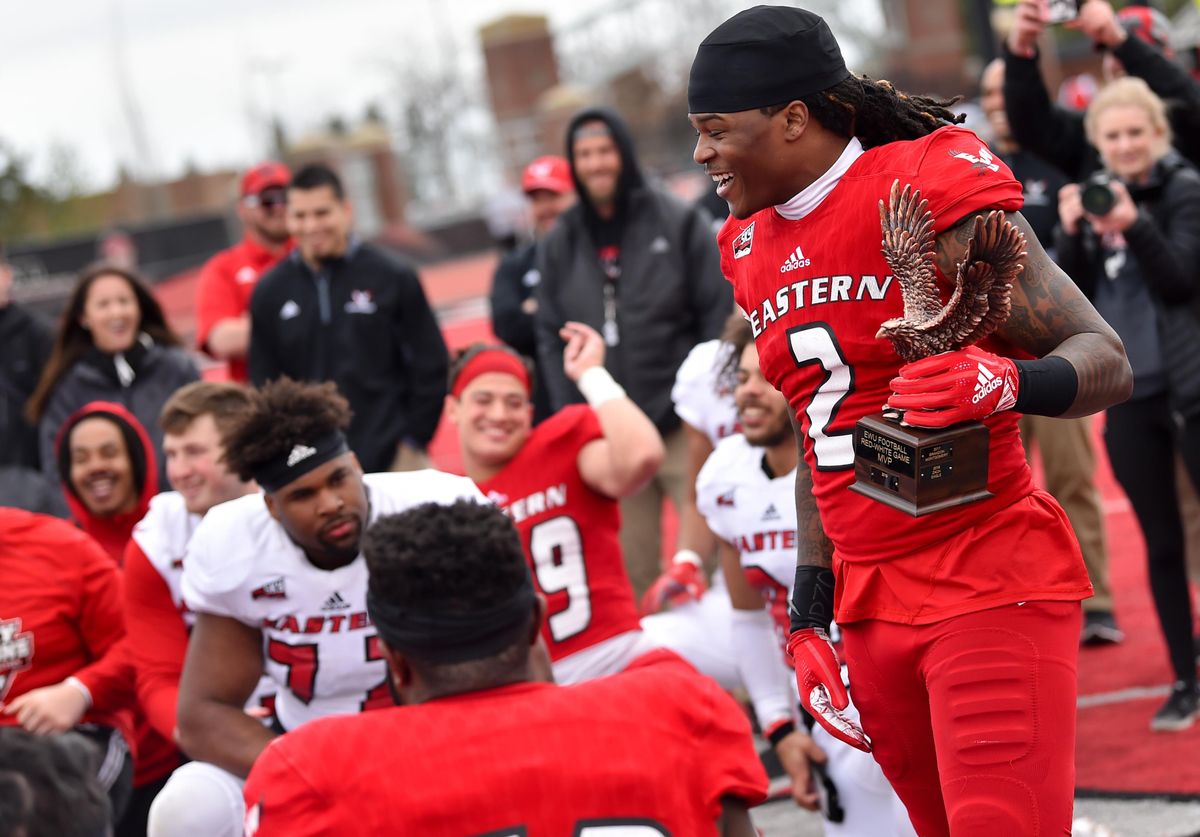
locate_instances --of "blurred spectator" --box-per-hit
[1055,77,1200,730]
[1058,73,1099,112]
[53,402,158,563]
[534,107,731,597]
[248,163,448,472]
[0,508,134,828]
[0,727,114,837]
[194,161,293,382]
[981,58,1119,644]
[1004,0,1200,178]
[0,239,52,472]
[26,265,199,490]
[98,229,138,271]
[489,155,575,424]
[242,500,767,835]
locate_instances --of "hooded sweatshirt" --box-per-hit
[534,108,731,432]
[54,401,181,785]
[55,401,158,564]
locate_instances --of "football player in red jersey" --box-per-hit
[243,499,768,836]
[447,323,665,683]
[687,7,1132,836]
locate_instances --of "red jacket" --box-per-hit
[0,508,134,748]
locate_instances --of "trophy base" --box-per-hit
[849,413,992,517]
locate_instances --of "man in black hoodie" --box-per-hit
[534,108,731,597]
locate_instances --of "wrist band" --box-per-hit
[672,549,703,568]
[577,366,627,407]
[766,719,797,748]
[790,565,835,633]
[65,676,93,708]
[1013,356,1078,417]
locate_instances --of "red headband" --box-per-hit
[452,350,531,399]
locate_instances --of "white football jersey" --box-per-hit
[182,471,484,730]
[671,339,739,446]
[132,491,201,624]
[696,434,797,650]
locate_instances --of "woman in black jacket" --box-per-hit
[1056,77,1200,732]
[26,264,198,490]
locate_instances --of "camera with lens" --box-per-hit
[1080,172,1118,216]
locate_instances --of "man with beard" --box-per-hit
[696,317,915,833]
[195,162,292,382]
[176,378,481,830]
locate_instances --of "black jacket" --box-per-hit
[38,341,199,488]
[1055,154,1200,412]
[249,242,449,471]
[490,240,553,424]
[534,108,731,433]
[0,302,52,470]
[1004,38,1200,179]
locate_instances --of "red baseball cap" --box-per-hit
[240,161,292,197]
[521,156,572,195]
[1117,6,1173,58]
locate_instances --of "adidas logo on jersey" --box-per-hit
[761,503,781,522]
[321,592,351,611]
[251,577,287,600]
[287,444,317,467]
[971,364,1004,404]
[779,245,811,273]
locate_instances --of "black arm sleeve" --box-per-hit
[1125,175,1200,305]
[1003,45,1090,178]
[683,205,734,341]
[533,230,580,410]
[489,247,538,356]
[396,270,449,447]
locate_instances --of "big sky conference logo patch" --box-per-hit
[733,222,756,260]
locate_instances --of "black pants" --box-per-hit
[1104,393,1200,684]
[68,724,133,829]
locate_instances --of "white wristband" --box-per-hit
[672,549,703,568]
[65,676,93,708]
[577,366,627,407]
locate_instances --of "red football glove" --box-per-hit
[786,628,872,753]
[639,551,707,616]
[886,345,1019,428]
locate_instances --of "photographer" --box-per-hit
[1056,77,1200,731]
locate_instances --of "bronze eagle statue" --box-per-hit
[876,179,1026,363]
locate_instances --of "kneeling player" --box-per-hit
[244,500,768,835]
[175,379,482,832]
[698,320,915,835]
[447,323,665,683]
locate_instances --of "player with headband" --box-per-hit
[446,321,666,683]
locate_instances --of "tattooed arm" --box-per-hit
[934,211,1133,417]
[790,411,834,570]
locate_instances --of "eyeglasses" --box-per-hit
[245,188,287,210]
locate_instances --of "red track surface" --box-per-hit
[155,252,1197,798]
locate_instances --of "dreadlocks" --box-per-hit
[765,75,964,150]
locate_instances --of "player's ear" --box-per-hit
[445,395,459,424]
[263,492,280,522]
[783,100,811,141]
[530,593,548,643]
[378,638,414,693]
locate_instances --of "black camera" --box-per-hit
[1080,172,1118,216]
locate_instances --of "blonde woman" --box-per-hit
[1057,76,1200,731]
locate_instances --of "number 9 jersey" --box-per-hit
[718,126,1090,626]
[477,405,647,681]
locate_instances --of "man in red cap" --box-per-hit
[194,161,293,381]
[489,156,574,424]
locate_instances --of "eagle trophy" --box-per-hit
[876,179,1026,363]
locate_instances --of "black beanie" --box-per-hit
[688,5,851,114]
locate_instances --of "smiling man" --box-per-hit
[688,6,1132,835]
[247,163,448,473]
[534,107,731,600]
[174,378,481,833]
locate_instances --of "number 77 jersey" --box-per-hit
[717,127,1066,614]
[477,405,645,678]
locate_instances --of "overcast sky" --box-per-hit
[3,0,880,190]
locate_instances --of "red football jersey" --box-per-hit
[719,127,1091,625]
[243,650,768,836]
[477,405,641,660]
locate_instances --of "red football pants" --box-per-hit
[842,601,1080,837]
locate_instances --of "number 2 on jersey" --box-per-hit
[528,516,591,642]
[787,323,855,470]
